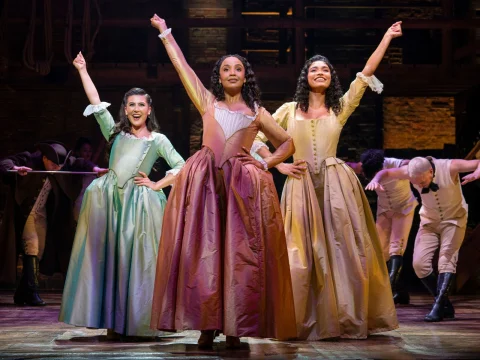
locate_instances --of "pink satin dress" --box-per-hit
[150,31,297,340]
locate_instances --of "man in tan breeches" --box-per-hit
[366,156,480,322]
[352,149,418,304]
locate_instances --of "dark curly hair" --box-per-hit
[294,55,343,115]
[210,54,261,113]
[105,88,160,159]
[360,149,385,180]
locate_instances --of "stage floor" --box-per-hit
[0,292,479,359]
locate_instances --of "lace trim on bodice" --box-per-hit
[214,101,259,140]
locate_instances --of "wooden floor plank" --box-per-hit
[0,292,479,359]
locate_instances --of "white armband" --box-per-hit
[158,28,172,40]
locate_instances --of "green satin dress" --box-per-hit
[59,103,185,336]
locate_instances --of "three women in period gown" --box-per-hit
[252,22,403,340]
[60,14,404,344]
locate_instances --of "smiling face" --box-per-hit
[410,168,434,189]
[307,60,332,91]
[218,56,246,93]
[124,95,151,129]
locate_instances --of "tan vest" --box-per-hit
[377,158,418,215]
[412,158,468,227]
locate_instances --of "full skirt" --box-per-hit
[150,147,297,340]
[59,172,167,336]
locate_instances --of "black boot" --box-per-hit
[13,255,46,306]
[438,273,455,319]
[420,272,454,319]
[389,255,410,305]
[424,272,455,322]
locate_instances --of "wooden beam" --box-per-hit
[294,0,305,73]
[3,64,478,96]
[441,0,453,71]
[465,141,480,160]
[7,17,480,29]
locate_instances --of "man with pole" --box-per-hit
[0,141,106,305]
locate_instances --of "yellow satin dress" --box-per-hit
[256,76,399,340]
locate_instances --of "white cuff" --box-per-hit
[356,73,384,94]
[83,102,111,117]
[166,168,181,177]
[251,141,268,154]
[158,28,172,40]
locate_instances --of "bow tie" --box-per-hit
[421,182,439,194]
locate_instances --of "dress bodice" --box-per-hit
[109,133,158,188]
[202,104,260,168]
[254,74,379,174]
[287,110,343,173]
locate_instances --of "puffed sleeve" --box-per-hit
[83,102,115,140]
[156,134,185,177]
[252,102,293,153]
[337,73,383,126]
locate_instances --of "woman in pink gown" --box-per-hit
[149,14,297,349]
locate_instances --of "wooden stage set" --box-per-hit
[0,292,479,359]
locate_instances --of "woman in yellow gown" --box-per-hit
[252,22,403,340]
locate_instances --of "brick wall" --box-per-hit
[383,97,455,150]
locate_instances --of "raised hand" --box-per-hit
[150,14,168,33]
[134,171,158,190]
[73,51,86,71]
[276,160,307,180]
[461,170,480,185]
[385,21,403,40]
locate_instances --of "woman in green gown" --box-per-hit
[59,52,185,338]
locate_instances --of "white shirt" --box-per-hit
[376,158,418,215]
[412,158,468,227]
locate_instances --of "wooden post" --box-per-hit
[227,0,242,55]
[295,0,305,73]
[441,0,453,71]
